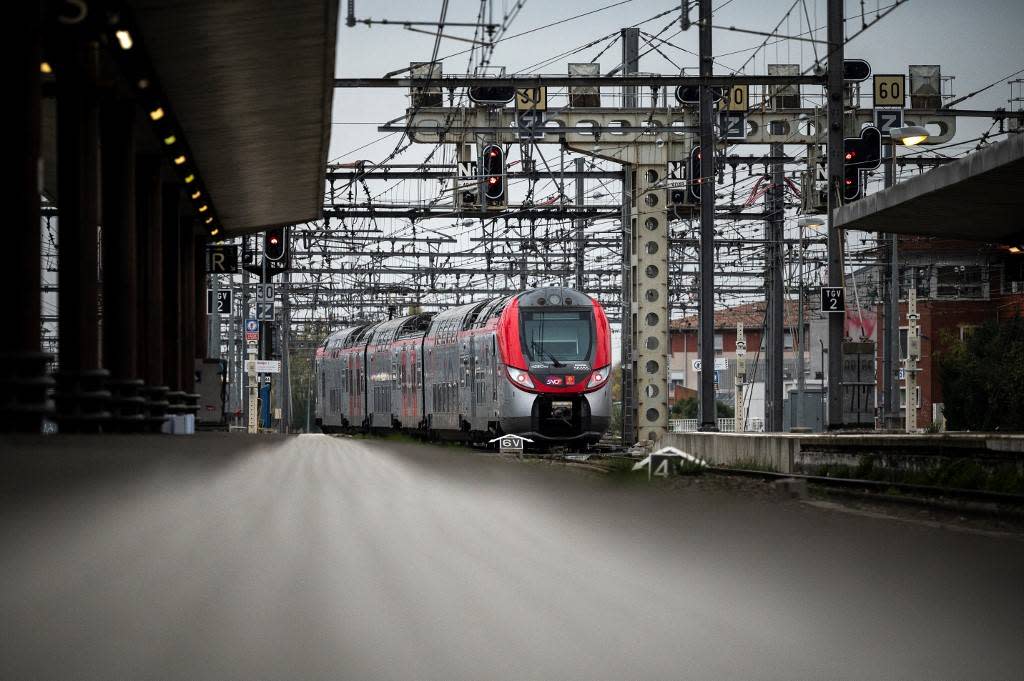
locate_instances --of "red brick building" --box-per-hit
[668,237,1024,430]
[865,238,1024,428]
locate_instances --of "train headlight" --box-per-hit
[587,366,610,389]
[507,367,535,389]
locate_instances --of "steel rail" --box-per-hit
[708,467,1024,505]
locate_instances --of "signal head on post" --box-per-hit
[482,144,506,206]
[264,227,286,261]
[842,126,882,202]
[842,171,862,202]
[468,86,516,105]
[688,145,703,203]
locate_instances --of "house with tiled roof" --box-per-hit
[669,299,827,429]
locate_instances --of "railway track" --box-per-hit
[335,432,1024,512]
[704,466,1024,506]
[519,449,1024,511]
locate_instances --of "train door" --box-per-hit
[340,354,348,425]
[364,346,372,426]
[472,333,488,430]
[371,347,383,427]
[491,335,498,403]
[319,361,326,420]
[468,335,477,421]
[346,352,355,425]
[398,346,406,420]
[411,344,421,423]
[459,337,470,425]
[413,339,421,426]
[390,346,398,423]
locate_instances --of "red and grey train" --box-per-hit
[314,287,612,445]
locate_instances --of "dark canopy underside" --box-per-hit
[834,135,1024,244]
[129,0,337,235]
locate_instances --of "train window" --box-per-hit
[521,310,595,362]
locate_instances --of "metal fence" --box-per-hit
[669,418,766,433]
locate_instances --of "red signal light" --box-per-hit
[482,144,505,202]
[845,151,856,161]
[264,227,287,261]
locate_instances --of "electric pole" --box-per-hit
[620,27,639,444]
[575,157,585,291]
[826,0,845,429]
[882,143,900,428]
[735,322,747,432]
[765,138,785,431]
[698,0,718,431]
[904,286,919,433]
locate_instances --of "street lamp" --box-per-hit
[887,126,930,185]
[880,124,929,430]
[798,215,826,230]
[890,125,929,147]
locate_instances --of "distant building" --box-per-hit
[669,299,824,427]
[668,238,1024,431]
[854,237,1024,429]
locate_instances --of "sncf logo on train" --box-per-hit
[545,376,563,386]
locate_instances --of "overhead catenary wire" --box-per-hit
[294,0,1000,336]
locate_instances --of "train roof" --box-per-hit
[320,287,597,349]
[515,286,595,308]
[322,322,378,348]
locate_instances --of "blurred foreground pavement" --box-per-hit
[2,433,1022,680]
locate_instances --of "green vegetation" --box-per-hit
[936,316,1024,431]
[606,367,734,435]
[803,454,1024,494]
[726,457,780,473]
[670,396,734,419]
[287,323,332,433]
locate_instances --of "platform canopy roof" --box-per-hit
[123,0,337,235]
[833,135,1024,245]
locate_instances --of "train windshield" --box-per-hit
[521,310,594,362]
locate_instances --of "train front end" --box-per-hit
[496,287,612,445]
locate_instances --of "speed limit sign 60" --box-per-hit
[873,74,905,108]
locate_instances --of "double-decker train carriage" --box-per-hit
[313,324,374,430]
[315,286,611,445]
